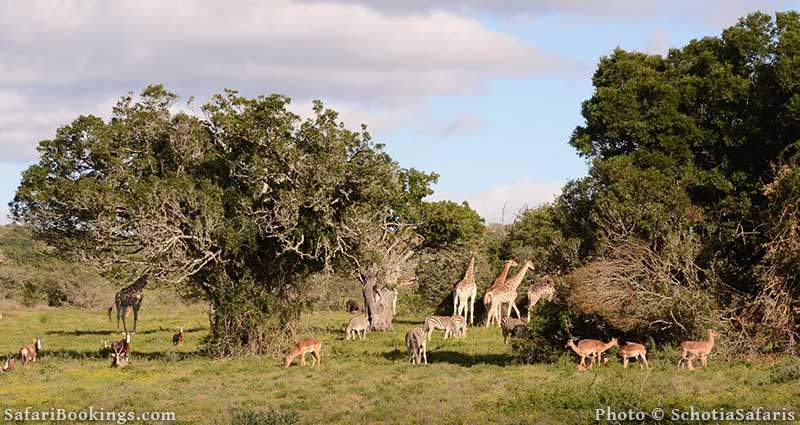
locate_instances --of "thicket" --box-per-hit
[513,12,800,359]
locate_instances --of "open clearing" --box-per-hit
[0,305,797,424]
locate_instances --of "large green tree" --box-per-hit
[11,85,434,356]
[562,11,800,350]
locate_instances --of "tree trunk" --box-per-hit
[360,269,395,331]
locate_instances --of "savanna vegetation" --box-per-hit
[1,10,799,425]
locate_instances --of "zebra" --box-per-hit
[501,317,528,344]
[345,315,369,340]
[405,327,427,364]
[450,315,467,339]
[425,315,467,340]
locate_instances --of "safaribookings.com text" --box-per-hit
[4,407,176,423]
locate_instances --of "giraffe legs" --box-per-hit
[119,306,129,333]
[132,302,141,333]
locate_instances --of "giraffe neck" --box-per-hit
[494,262,513,287]
[127,275,148,292]
[463,257,475,282]
[504,265,531,291]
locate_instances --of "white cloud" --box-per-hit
[431,178,563,224]
[0,0,572,162]
[302,0,793,25]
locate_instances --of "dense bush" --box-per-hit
[510,296,573,364]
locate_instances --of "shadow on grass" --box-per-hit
[382,349,513,367]
[42,348,205,361]
[428,350,514,367]
[393,319,423,325]
[47,325,207,337]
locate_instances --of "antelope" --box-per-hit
[172,326,184,346]
[20,337,42,366]
[501,317,528,344]
[1,356,15,372]
[345,316,369,340]
[678,330,718,371]
[619,342,649,369]
[589,337,618,366]
[111,333,132,359]
[284,338,322,368]
[405,327,427,365]
[110,346,129,368]
[566,339,600,369]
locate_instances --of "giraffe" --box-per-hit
[483,259,518,327]
[485,260,534,327]
[107,275,148,333]
[526,275,556,322]
[453,257,477,325]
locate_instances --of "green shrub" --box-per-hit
[766,357,800,384]
[510,300,572,364]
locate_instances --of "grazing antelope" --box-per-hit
[111,333,132,360]
[424,315,460,340]
[501,317,528,344]
[284,338,322,368]
[1,356,15,372]
[566,339,600,369]
[345,315,369,340]
[172,326,184,346]
[20,337,42,366]
[589,338,618,366]
[678,330,718,371]
[405,327,427,365]
[619,342,649,369]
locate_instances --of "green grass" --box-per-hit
[0,305,797,424]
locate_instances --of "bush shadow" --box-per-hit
[427,350,514,367]
[47,325,207,337]
[42,348,205,361]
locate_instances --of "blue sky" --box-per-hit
[1,0,796,224]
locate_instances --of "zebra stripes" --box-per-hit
[424,315,467,340]
[501,317,528,344]
[346,316,369,340]
[405,327,427,364]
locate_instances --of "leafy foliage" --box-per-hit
[551,12,800,352]
[11,86,432,356]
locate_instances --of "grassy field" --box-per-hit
[0,304,798,424]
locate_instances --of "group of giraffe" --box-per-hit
[453,256,556,328]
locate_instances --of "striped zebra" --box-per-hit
[501,317,528,344]
[425,315,467,340]
[450,315,467,339]
[405,327,427,364]
[345,315,369,340]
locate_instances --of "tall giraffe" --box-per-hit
[453,257,477,325]
[483,259,518,327]
[107,275,148,333]
[526,275,556,322]
[485,260,534,327]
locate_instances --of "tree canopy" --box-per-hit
[11,86,436,355]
